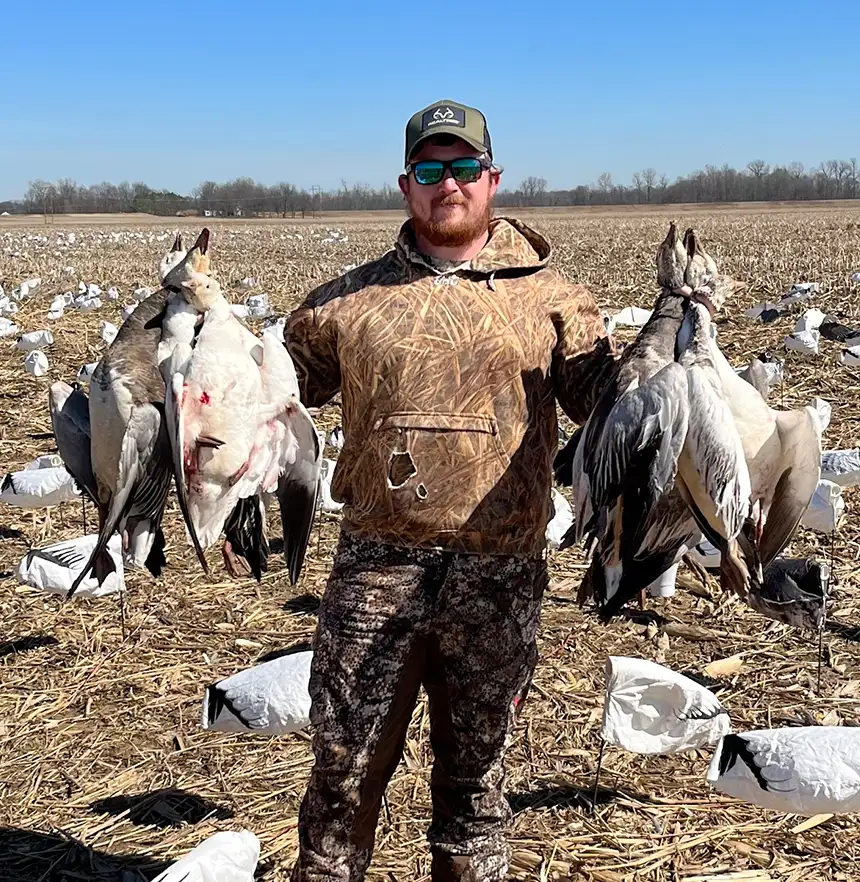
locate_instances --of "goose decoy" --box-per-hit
[746,556,829,630]
[163,271,322,584]
[317,457,344,513]
[546,488,573,550]
[201,649,312,735]
[152,830,260,882]
[602,656,731,755]
[707,727,860,815]
[17,533,124,598]
[736,357,770,400]
[819,314,860,345]
[821,449,860,487]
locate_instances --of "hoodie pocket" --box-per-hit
[342,411,512,526]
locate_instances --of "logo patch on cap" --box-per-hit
[422,105,466,131]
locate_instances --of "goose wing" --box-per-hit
[759,408,822,567]
[589,362,690,516]
[49,382,98,503]
[586,488,701,620]
[276,402,322,585]
[163,361,211,577]
[67,404,165,598]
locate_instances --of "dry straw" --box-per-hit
[1,208,859,880]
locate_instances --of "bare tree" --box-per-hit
[631,172,643,203]
[519,176,548,206]
[747,160,770,200]
[642,168,657,203]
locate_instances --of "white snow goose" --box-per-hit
[162,270,322,583]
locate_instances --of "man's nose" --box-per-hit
[438,170,460,192]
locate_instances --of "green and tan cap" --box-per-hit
[405,99,492,165]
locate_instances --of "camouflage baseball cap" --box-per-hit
[405,100,492,164]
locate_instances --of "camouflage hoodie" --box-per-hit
[286,217,616,555]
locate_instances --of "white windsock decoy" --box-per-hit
[24,351,49,377]
[1,465,80,508]
[646,561,678,598]
[133,286,153,301]
[601,656,730,755]
[17,534,124,598]
[77,362,98,385]
[151,830,260,882]
[784,330,820,356]
[121,303,138,322]
[99,321,118,345]
[840,346,860,366]
[47,298,65,320]
[201,649,312,734]
[246,293,270,318]
[708,728,860,815]
[317,458,343,513]
[800,479,845,533]
[0,318,18,338]
[17,329,54,352]
[611,305,652,328]
[811,398,832,433]
[794,308,827,333]
[821,449,860,488]
[107,286,120,300]
[546,489,573,550]
[327,426,345,450]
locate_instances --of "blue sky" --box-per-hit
[1,0,858,199]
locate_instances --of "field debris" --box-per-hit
[1,210,860,879]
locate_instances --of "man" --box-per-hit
[286,99,616,881]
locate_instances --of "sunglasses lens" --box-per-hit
[451,159,483,182]
[413,162,444,185]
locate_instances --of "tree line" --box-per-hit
[3,159,859,217]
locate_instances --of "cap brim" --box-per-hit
[407,130,490,163]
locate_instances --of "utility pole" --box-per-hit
[310,185,321,218]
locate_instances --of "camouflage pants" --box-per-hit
[290,531,547,882]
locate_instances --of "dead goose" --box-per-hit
[563,223,751,619]
[163,272,322,584]
[672,233,754,601]
[704,298,822,576]
[66,237,211,598]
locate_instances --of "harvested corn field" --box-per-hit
[2,206,860,881]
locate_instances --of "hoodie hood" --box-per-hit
[396,216,552,277]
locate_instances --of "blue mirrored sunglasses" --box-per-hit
[405,155,493,185]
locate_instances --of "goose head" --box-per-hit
[161,228,212,291]
[681,228,747,313]
[655,221,688,291]
[180,272,226,312]
[158,232,187,282]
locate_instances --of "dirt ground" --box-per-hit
[1,209,860,880]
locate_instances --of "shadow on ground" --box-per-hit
[0,827,168,881]
[0,635,59,659]
[508,779,661,815]
[282,594,321,616]
[89,788,233,829]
